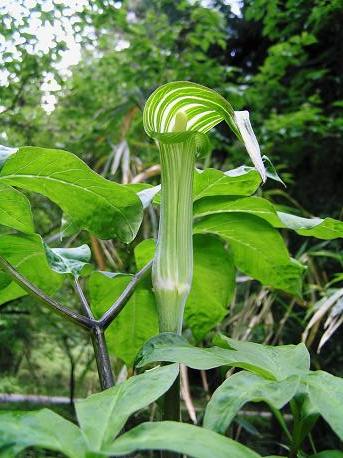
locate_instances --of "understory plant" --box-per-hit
[0,82,342,457]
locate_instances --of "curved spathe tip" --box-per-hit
[234,111,267,183]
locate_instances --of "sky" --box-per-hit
[1,0,242,112]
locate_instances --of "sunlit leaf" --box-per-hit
[0,147,143,242]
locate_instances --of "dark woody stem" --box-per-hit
[0,255,151,390]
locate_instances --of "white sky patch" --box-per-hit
[1,0,242,113]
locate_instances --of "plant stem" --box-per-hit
[153,139,194,333]
[91,326,114,390]
[74,276,94,319]
[154,114,194,458]
[0,255,94,329]
[99,260,153,329]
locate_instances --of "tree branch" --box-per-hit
[99,260,153,329]
[0,255,94,329]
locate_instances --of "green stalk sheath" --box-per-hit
[153,116,194,334]
[153,113,194,455]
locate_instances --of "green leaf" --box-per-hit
[76,364,179,450]
[193,168,261,200]
[305,370,343,440]
[104,421,261,457]
[204,371,299,433]
[143,81,266,181]
[185,234,235,340]
[0,147,143,242]
[0,184,34,233]
[277,212,343,240]
[136,333,310,381]
[193,195,280,225]
[45,244,92,277]
[0,234,62,305]
[89,272,158,366]
[0,409,87,458]
[194,197,343,241]
[134,238,155,270]
[194,213,304,295]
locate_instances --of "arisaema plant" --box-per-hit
[143,81,266,335]
[1,81,343,458]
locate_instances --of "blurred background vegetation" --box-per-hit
[0,0,342,455]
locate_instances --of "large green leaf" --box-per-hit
[105,421,261,458]
[194,196,280,224]
[0,234,62,305]
[0,147,143,242]
[89,272,158,366]
[0,184,34,233]
[0,409,87,458]
[305,370,343,440]
[76,364,179,450]
[193,168,261,200]
[277,212,343,240]
[45,244,92,277]
[194,213,304,295]
[185,234,235,340]
[136,333,310,381]
[194,196,343,240]
[204,371,299,433]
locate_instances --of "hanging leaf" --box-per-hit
[0,147,143,242]
[45,244,92,278]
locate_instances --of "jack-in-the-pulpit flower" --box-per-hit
[143,81,266,333]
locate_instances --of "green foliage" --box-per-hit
[204,370,299,433]
[105,421,261,458]
[45,244,92,278]
[0,364,260,458]
[0,184,34,234]
[89,271,158,366]
[0,234,62,305]
[136,332,310,380]
[185,234,235,341]
[0,147,143,242]
[194,213,304,295]
[137,332,343,443]
[75,364,179,449]
[193,167,262,199]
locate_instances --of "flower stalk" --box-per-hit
[153,111,194,334]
